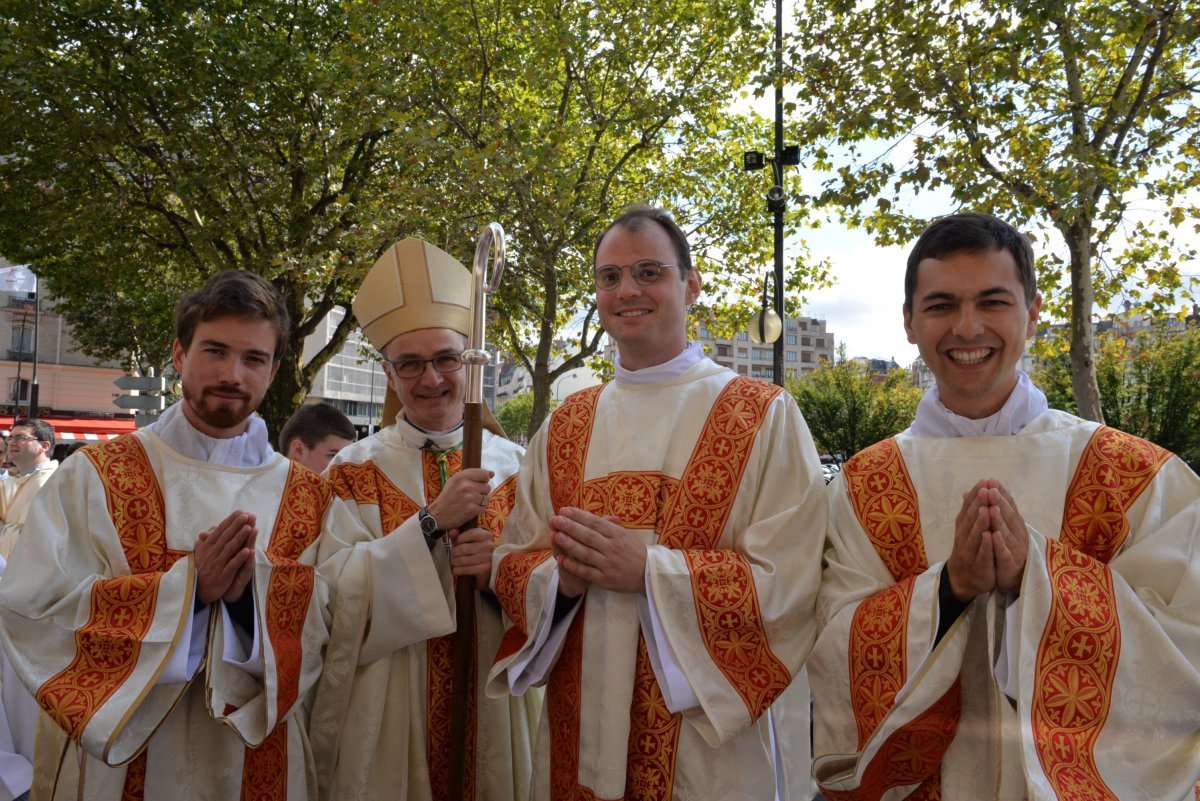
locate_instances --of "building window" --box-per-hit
[717,344,731,357]
[698,324,709,339]
[736,332,748,341]
[9,326,32,357]
[737,364,748,375]
[802,336,811,347]
[737,348,748,358]
[717,360,733,370]
[799,321,808,330]
[8,378,28,403]
[786,334,797,345]
[787,368,796,378]
[787,319,797,331]
[801,352,813,363]
[786,351,797,362]
[817,338,826,348]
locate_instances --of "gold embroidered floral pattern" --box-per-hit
[120,751,147,800]
[1026,427,1170,801]
[822,682,961,801]
[264,463,329,720]
[1059,427,1169,560]
[542,377,787,798]
[623,635,681,801]
[1033,541,1121,801]
[37,437,184,742]
[547,385,604,513]
[328,461,421,532]
[239,723,288,801]
[494,551,553,662]
[841,438,954,798]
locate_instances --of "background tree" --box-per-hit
[787,0,1200,422]
[494,391,557,445]
[0,0,451,432]
[1033,322,1200,468]
[407,0,829,435]
[789,352,922,461]
[0,0,828,436]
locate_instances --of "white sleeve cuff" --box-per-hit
[994,592,1020,701]
[638,559,700,713]
[219,597,262,679]
[158,594,210,685]
[506,569,581,695]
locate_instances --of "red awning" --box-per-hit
[0,416,137,441]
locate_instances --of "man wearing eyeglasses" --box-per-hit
[308,238,538,801]
[489,205,827,800]
[0,271,347,801]
[0,419,57,560]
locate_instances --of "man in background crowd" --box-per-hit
[279,402,355,474]
[0,419,57,560]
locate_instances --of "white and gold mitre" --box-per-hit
[353,238,471,350]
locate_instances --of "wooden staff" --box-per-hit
[447,223,505,801]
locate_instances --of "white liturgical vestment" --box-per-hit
[489,358,827,801]
[309,414,539,801]
[810,409,1200,801]
[0,419,344,801]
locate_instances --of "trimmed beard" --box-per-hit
[182,381,254,431]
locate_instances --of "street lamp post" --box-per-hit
[743,0,799,388]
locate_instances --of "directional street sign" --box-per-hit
[113,394,166,411]
[114,375,168,392]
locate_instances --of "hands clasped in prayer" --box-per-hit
[551,507,648,598]
[195,510,257,605]
[430,467,496,589]
[946,478,1029,603]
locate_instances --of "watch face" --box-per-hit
[420,511,439,536]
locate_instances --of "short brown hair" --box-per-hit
[593,205,693,276]
[279,403,355,453]
[905,213,1037,312]
[174,270,290,362]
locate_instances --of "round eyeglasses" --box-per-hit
[384,353,465,379]
[593,259,683,291]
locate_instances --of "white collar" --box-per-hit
[390,412,464,451]
[614,341,704,386]
[147,401,274,467]
[908,370,1049,437]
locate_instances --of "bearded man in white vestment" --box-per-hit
[487,205,827,801]
[0,270,345,801]
[308,238,539,801]
[809,213,1200,801]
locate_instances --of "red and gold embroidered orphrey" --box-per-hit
[623,635,681,801]
[840,437,953,798]
[424,454,518,801]
[494,551,553,662]
[328,460,421,530]
[37,437,186,741]
[233,461,329,801]
[1029,427,1169,801]
[240,723,289,801]
[682,550,790,720]
[1058,426,1170,559]
[538,377,788,799]
[119,748,148,801]
[821,681,962,801]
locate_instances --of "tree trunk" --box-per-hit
[1064,220,1105,423]
[260,352,307,445]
